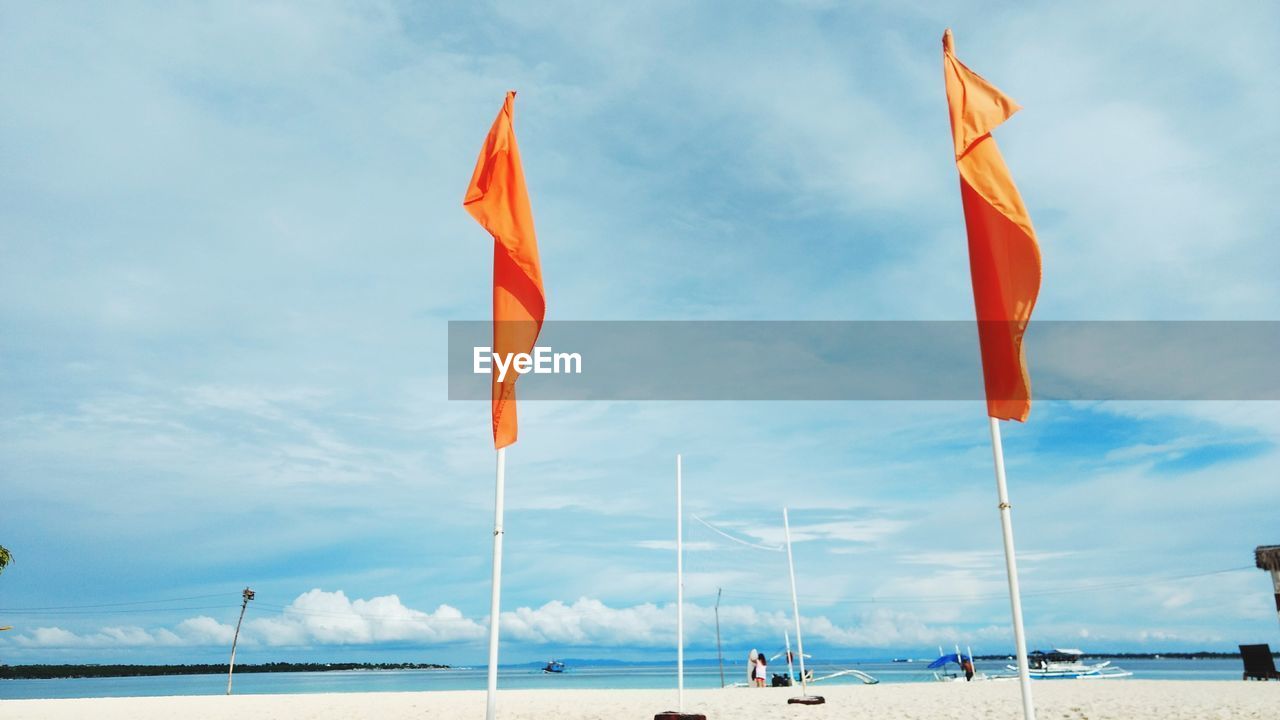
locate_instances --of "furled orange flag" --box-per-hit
[943,29,1042,422]
[464,91,546,448]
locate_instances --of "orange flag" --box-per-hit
[943,29,1042,422]
[464,91,546,448]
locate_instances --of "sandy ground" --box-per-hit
[4,681,1279,719]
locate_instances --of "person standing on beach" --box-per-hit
[754,654,768,687]
[961,657,975,682]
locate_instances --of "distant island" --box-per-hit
[0,662,451,680]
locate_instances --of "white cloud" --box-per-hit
[12,625,186,649]
[9,589,1259,655]
[6,590,486,650]
[4,594,1001,652]
[14,627,82,648]
[499,596,1004,650]
[175,616,236,645]
[502,598,670,645]
[246,589,486,646]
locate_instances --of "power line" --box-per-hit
[0,593,232,612]
[2,605,231,616]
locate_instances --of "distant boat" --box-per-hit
[541,660,566,674]
[1004,649,1131,680]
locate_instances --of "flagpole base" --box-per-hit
[788,696,826,705]
[654,713,706,720]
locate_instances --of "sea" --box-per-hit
[0,658,1248,700]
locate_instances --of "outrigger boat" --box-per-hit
[929,645,985,682]
[808,667,880,685]
[541,659,566,673]
[1006,649,1131,680]
[764,632,879,687]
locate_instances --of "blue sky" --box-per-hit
[1,1,1278,665]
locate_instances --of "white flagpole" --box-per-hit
[676,454,685,714]
[783,508,811,698]
[989,417,1036,720]
[486,447,507,720]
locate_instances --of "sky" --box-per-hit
[1,1,1278,665]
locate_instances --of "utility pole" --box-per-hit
[715,588,725,688]
[226,587,255,695]
[1257,546,1280,629]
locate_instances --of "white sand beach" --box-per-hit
[5,681,1278,720]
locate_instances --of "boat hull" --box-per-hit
[1003,662,1131,679]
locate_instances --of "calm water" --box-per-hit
[0,658,1247,700]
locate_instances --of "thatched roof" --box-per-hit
[1256,545,1280,572]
